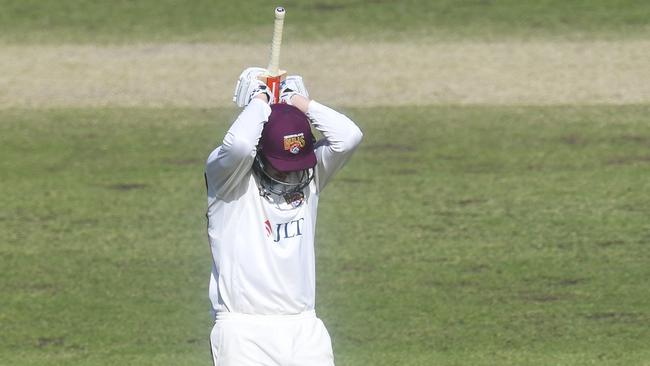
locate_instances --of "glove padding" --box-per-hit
[232,67,273,107]
[279,76,309,105]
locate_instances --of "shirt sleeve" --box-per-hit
[205,99,272,199]
[307,100,363,192]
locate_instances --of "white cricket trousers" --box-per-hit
[210,310,335,366]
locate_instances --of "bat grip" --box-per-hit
[267,8,285,75]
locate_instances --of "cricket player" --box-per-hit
[205,68,363,366]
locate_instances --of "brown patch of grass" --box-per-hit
[617,135,650,145]
[107,183,148,191]
[363,144,417,152]
[37,337,65,348]
[596,239,625,247]
[556,278,586,286]
[520,292,565,303]
[457,198,486,206]
[607,155,650,165]
[335,177,371,184]
[585,312,645,323]
[561,134,587,145]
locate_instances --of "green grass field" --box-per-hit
[1,1,650,365]
[1,0,650,43]
[2,106,649,365]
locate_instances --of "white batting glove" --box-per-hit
[232,67,273,107]
[279,75,309,105]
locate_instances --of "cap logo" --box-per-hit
[283,133,306,155]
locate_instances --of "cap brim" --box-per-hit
[266,151,317,172]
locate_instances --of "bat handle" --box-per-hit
[267,7,285,75]
[266,75,283,104]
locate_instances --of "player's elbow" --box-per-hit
[335,126,363,153]
[351,126,363,147]
[222,132,256,160]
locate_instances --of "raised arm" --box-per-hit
[205,96,271,199]
[287,94,363,191]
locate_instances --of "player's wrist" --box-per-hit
[290,94,310,113]
[254,93,270,103]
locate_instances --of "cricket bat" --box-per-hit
[260,7,287,104]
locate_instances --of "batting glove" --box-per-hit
[279,75,309,105]
[233,67,273,107]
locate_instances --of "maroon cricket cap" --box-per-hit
[260,103,317,172]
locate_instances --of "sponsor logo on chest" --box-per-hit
[265,217,305,243]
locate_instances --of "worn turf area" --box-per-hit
[2,40,650,108]
[1,106,649,365]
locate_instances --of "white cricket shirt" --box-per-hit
[205,99,362,315]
